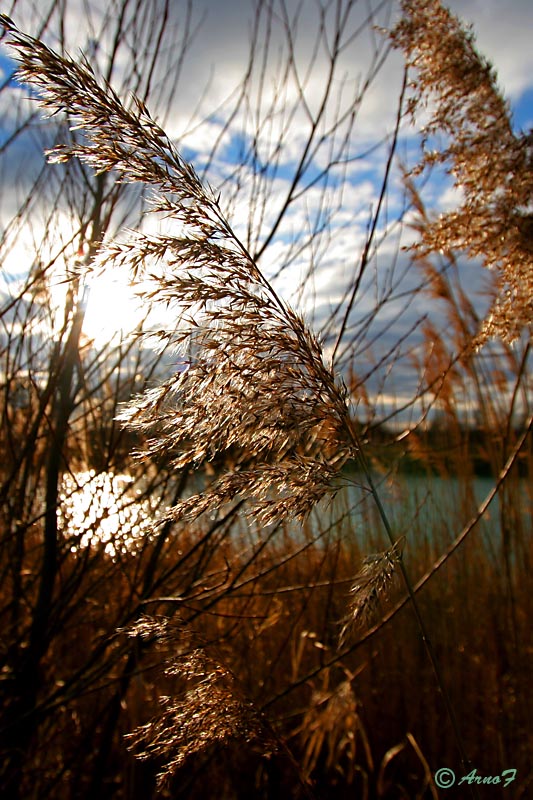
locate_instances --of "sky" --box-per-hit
[1,0,532,423]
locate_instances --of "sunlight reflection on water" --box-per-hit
[59,470,161,557]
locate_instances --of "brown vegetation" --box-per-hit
[0,2,532,799]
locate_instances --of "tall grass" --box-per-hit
[5,469,528,798]
[0,9,532,800]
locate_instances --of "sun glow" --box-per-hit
[81,268,146,346]
[2,219,150,347]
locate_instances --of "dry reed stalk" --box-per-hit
[297,670,373,787]
[0,14,358,531]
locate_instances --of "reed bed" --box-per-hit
[1,10,531,800]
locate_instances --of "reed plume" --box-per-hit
[0,14,357,528]
[2,11,417,636]
[339,539,403,645]
[123,618,273,789]
[389,0,533,344]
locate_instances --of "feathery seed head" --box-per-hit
[1,16,358,526]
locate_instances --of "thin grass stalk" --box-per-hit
[331,66,407,366]
[267,414,532,705]
[344,419,479,795]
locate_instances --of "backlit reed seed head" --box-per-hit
[339,540,403,643]
[123,617,273,787]
[389,0,533,344]
[0,14,357,527]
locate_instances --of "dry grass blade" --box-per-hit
[298,673,372,786]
